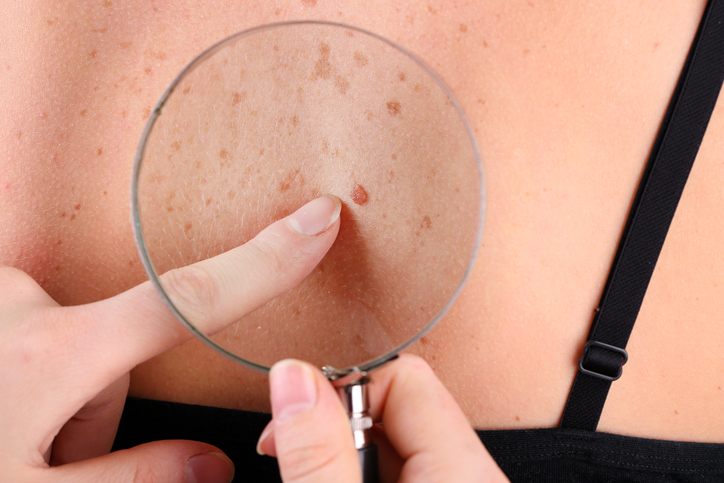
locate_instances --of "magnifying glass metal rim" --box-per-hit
[131,19,485,377]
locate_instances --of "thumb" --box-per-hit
[44,440,234,483]
[265,360,361,483]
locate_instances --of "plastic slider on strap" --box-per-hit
[578,340,628,382]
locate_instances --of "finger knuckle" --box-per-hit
[248,237,284,276]
[161,265,219,322]
[132,463,162,483]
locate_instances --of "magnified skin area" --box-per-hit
[4,0,724,443]
[136,25,481,370]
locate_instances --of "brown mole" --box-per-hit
[350,184,368,205]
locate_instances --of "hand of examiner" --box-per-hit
[0,196,341,483]
[259,355,509,483]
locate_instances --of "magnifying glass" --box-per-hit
[132,21,483,482]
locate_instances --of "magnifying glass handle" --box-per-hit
[337,379,379,483]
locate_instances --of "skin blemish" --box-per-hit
[89,50,98,58]
[75,204,81,211]
[231,92,242,105]
[219,148,229,159]
[184,222,192,232]
[259,148,265,156]
[387,101,401,116]
[182,87,191,95]
[70,214,76,221]
[165,206,174,212]
[80,109,87,116]
[291,115,299,127]
[314,43,332,80]
[398,72,406,81]
[459,24,468,32]
[420,336,428,345]
[103,191,108,195]
[335,75,350,94]
[421,215,432,229]
[301,0,317,6]
[171,141,181,151]
[350,184,368,205]
[354,51,368,67]
[144,67,152,75]
[97,148,103,156]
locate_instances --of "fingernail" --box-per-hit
[185,452,235,483]
[270,359,318,421]
[284,195,341,236]
[256,422,274,456]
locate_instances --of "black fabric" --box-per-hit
[479,428,724,482]
[113,398,724,482]
[112,397,282,482]
[560,0,724,431]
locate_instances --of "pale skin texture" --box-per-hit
[2,0,724,451]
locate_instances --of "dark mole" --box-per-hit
[75,204,81,211]
[515,415,520,421]
[97,148,103,156]
[387,101,401,116]
[420,336,428,345]
[350,184,368,205]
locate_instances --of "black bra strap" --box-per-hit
[560,0,724,431]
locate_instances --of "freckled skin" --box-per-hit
[350,183,368,205]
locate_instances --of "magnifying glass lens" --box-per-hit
[133,21,483,374]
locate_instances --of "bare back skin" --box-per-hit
[2,0,723,444]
